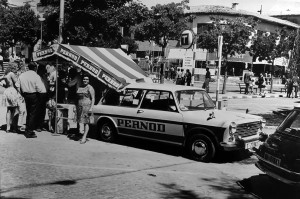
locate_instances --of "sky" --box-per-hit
[7,0,300,15]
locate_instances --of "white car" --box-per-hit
[91,83,266,162]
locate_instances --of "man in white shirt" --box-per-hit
[15,62,44,138]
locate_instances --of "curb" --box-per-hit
[211,94,287,100]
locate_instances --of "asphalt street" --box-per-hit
[0,92,299,198]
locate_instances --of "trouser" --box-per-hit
[245,83,250,94]
[23,92,39,132]
[37,92,48,129]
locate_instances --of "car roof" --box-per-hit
[124,83,205,92]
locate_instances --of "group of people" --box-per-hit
[0,61,95,144]
[286,74,299,98]
[244,69,266,95]
[174,68,192,86]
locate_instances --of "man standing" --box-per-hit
[244,69,252,95]
[185,69,192,86]
[203,68,211,92]
[15,62,44,138]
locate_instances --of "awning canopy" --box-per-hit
[32,44,149,90]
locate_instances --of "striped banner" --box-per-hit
[32,44,149,90]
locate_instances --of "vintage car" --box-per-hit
[255,105,300,185]
[91,83,266,162]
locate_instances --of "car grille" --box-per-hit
[236,121,260,138]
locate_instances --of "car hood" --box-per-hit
[182,109,262,127]
[263,132,300,158]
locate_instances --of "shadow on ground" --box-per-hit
[238,174,300,199]
[158,176,254,199]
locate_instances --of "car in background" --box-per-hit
[92,83,267,162]
[255,105,300,186]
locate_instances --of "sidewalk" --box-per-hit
[162,78,293,100]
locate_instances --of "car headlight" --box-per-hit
[260,119,266,130]
[229,122,237,142]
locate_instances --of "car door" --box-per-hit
[133,90,184,145]
[115,88,145,134]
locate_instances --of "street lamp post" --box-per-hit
[38,16,45,49]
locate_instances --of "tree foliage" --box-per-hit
[287,29,300,77]
[0,2,39,48]
[131,0,191,51]
[250,27,296,63]
[250,27,296,91]
[198,16,257,58]
[40,0,146,49]
[197,16,258,93]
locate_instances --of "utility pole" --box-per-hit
[58,0,65,43]
[216,36,223,109]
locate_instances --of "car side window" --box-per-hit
[141,90,177,112]
[120,89,144,107]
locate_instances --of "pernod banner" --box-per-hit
[33,44,123,90]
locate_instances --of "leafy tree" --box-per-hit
[39,0,147,49]
[286,29,300,77]
[132,0,191,55]
[250,27,296,92]
[0,2,39,57]
[197,16,257,93]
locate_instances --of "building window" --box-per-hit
[197,23,213,34]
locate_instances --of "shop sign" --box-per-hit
[57,45,79,62]
[98,71,122,89]
[78,57,100,76]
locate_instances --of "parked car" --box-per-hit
[91,83,267,162]
[255,105,300,186]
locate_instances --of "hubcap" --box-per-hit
[102,125,111,138]
[192,141,207,156]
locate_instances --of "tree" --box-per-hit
[132,0,191,55]
[39,0,147,49]
[250,27,296,92]
[197,16,257,93]
[286,29,300,77]
[0,2,39,57]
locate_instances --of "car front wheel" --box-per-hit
[99,121,116,142]
[187,134,216,162]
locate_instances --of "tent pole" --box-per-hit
[54,57,59,134]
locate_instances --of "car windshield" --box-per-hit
[278,110,300,137]
[175,90,215,111]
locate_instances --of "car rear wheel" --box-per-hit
[99,121,116,142]
[187,134,216,162]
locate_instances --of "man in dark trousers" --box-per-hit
[244,69,252,94]
[15,62,44,138]
[185,69,192,86]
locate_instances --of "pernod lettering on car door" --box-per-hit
[117,118,166,132]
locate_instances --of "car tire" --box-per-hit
[187,134,216,162]
[99,120,116,142]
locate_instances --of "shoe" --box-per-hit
[24,132,37,138]
[79,139,87,144]
[36,129,42,132]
